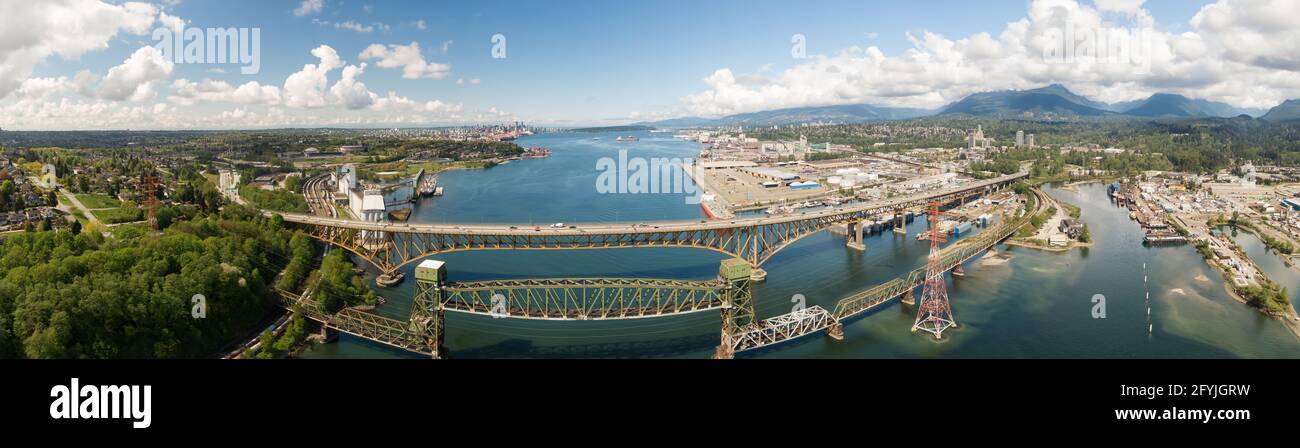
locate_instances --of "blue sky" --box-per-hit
[3,0,1298,129]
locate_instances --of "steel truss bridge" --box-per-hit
[264,172,1034,358]
[275,172,1027,282]
[275,275,738,357]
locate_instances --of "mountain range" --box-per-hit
[640,84,1287,127]
[636,104,933,128]
[1262,99,1300,122]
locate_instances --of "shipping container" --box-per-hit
[953,222,973,236]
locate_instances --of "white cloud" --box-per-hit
[440,40,454,53]
[282,45,344,108]
[335,20,374,33]
[13,77,75,101]
[372,91,462,114]
[359,42,451,79]
[1191,0,1300,71]
[293,0,323,17]
[170,78,281,105]
[95,46,175,102]
[0,0,157,99]
[330,63,377,110]
[414,20,427,30]
[681,0,1300,116]
[159,11,186,34]
[1094,0,1147,15]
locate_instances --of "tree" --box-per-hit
[69,220,81,235]
[0,212,300,358]
[313,250,376,313]
[155,207,177,230]
[0,180,13,208]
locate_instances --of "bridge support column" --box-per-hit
[376,269,405,287]
[901,288,916,306]
[412,260,448,359]
[714,259,756,360]
[846,220,866,251]
[826,322,844,341]
[893,213,907,235]
[319,325,339,343]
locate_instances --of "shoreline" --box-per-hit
[1195,224,1300,340]
[1004,238,1093,252]
[1222,220,1300,274]
[1219,281,1300,340]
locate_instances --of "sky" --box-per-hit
[1,0,1298,130]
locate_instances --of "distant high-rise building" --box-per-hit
[968,125,987,149]
[1026,134,1035,148]
[1016,130,1025,147]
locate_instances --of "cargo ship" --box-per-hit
[616,136,639,142]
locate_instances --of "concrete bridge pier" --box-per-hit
[826,322,844,341]
[319,325,339,343]
[846,220,866,251]
[900,288,916,306]
[892,213,907,235]
[376,269,405,287]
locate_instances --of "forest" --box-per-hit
[0,205,298,358]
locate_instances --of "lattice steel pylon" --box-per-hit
[911,201,957,339]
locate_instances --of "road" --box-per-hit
[59,189,103,227]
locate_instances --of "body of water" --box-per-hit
[300,131,1300,358]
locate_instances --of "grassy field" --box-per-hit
[92,206,143,224]
[76,193,123,209]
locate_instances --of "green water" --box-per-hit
[1222,225,1300,317]
[299,131,1300,359]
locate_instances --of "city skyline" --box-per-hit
[1,0,1298,130]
